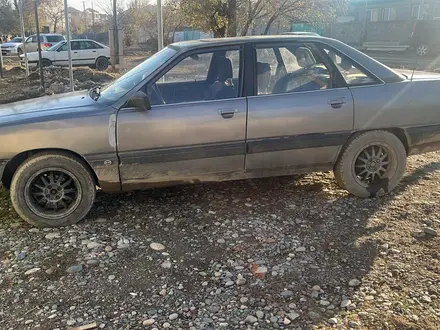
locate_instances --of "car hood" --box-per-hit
[0,91,102,124]
[399,70,440,80]
[26,50,54,59]
[1,42,21,47]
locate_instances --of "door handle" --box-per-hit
[218,109,239,119]
[328,97,346,109]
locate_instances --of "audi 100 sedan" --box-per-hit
[1,36,440,227]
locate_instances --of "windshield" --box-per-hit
[47,41,65,51]
[98,46,178,102]
[10,37,23,43]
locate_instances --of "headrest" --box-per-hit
[295,47,316,68]
[216,57,233,81]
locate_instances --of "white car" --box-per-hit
[21,39,111,71]
[1,37,25,56]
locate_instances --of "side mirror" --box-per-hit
[127,90,151,111]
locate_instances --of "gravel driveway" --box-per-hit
[1,152,440,330]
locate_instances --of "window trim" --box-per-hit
[144,44,245,107]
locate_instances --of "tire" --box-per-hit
[17,48,23,57]
[416,44,429,57]
[10,153,96,227]
[41,59,52,67]
[95,57,109,71]
[334,130,407,197]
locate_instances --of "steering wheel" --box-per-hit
[148,83,166,105]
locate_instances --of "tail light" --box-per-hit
[43,43,52,48]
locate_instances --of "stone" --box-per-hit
[320,300,330,306]
[161,260,172,269]
[165,217,175,223]
[87,242,103,249]
[24,267,41,275]
[423,227,438,236]
[163,322,171,328]
[150,243,165,251]
[308,311,321,321]
[349,279,361,287]
[341,299,351,308]
[217,238,226,244]
[117,238,130,249]
[240,297,249,304]
[287,312,300,321]
[280,290,294,297]
[236,277,246,286]
[295,246,306,252]
[108,275,116,281]
[66,265,83,274]
[168,313,178,320]
[245,315,258,323]
[412,231,426,239]
[328,317,338,325]
[422,295,432,303]
[256,311,264,319]
[312,285,321,291]
[270,316,278,323]
[45,232,60,239]
[16,251,27,260]
[348,320,360,327]
[24,320,33,325]
[283,318,291,325]
[67,319,76,326]
[225,280,234,287]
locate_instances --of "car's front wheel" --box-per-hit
[416,44,429,56]
[334,131,407,197]
[10,153,96,227]
[17,48,23,57]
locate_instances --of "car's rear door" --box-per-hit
[117,45,247,190]
[245,41,354,171]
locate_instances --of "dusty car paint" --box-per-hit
[1,36,440,193]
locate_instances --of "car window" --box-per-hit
[10,37,22,43]
[29,36,37,43]
[323,47,377,86]
[149,49,241,106]
[57,42,68,51]
[256,44,332,95]
[89,41,103,49]
[71,41,80,50]
[47,36,64,43]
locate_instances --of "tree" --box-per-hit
[40,0,64,33]
[0,0,18,34]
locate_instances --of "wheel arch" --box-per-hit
[335,127,410,166]
[1,148,99,189]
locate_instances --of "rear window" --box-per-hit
[46,36,64,43]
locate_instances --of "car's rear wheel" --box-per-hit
[96,57,109,71]
[334,131,407,197]
[10,153,96,227]
[416,44,429,56]
[17,48,23,57]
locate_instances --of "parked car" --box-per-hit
[17,34,65,56]
[21,39,110,71]
[1,37,26,56]
[1,35,440,227]
[410,19,440,56]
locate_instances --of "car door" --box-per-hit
[117,45,247,190]
[26,35,39,52]
[77,41,98,65]
[54,41,69,65]
[70,41,83,65]
[246,41,354,171]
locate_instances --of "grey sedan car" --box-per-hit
[1,36,440,227]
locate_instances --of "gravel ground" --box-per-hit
[1,152,440,330]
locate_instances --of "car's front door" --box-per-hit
[54,41,69,65]
[246,42,354,171]
[117,46,247,190]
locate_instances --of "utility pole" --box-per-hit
[0,47,3,79]
[91,0,95,38]
[83,1,87,30]
[64,0,74,91]
[112,0,119,68]
[19,0,29,76]
[157,0,164,50]
[34,0,44,91]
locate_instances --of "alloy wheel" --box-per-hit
[24,168,82,220]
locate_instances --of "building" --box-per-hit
[329,0,440,47]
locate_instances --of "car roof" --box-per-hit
[172,35,327,50]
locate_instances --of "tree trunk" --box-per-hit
[213,26,226,38]
[263,15,276,35]
[53,18,57,33]
[227,0,237,37]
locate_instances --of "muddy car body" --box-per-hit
[1,35,440,227]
